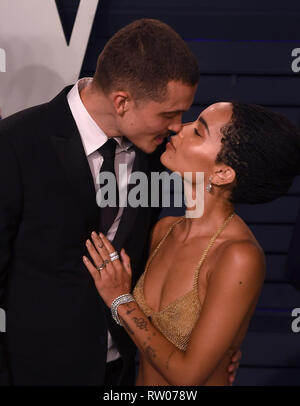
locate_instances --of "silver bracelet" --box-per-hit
[111,293,135,326]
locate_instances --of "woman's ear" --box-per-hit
[212,165,236,186]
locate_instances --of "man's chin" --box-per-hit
[146,145,159,154]
[136,142,159,154]
[130,137,167,154]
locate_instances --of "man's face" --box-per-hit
[118,81,197,153]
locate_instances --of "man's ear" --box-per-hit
[211,165,236,186]
[111,90,132,116]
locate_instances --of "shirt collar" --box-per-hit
[67,77,133,157]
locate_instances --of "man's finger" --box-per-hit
[228,361,239,373]
[232,349,242,363]
[229,371,236,385]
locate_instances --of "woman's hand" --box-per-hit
[82,231,132,307]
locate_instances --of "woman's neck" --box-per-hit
[181,179,235,241]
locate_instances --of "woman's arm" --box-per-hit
[84,232,264,386]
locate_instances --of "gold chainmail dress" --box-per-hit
[133,214,234,352]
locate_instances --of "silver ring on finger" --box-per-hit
[109,251,118,258]
[97,259,110,271]
[97,262,106,271]
[110,254,119,262]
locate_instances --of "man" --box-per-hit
[0,18,240,385]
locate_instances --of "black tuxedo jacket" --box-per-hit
[0,87,166,385]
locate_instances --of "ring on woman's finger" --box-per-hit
[96,259,110,271]
[110,254,119,262]
[109,251,119,262]
[96,262,106,271]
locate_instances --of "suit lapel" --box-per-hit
[47,87,99,229]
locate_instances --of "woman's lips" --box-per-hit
[166,137,176,151]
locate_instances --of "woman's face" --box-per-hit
[160,102,233,182]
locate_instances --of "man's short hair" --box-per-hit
[93,19,200,101]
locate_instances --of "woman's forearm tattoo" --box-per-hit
[125,302,136,315]
[122,319,134,336]
[133,317,149,331]
[145,345,156,360]
[126,307,136,315]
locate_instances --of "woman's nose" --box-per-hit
[175,123,190,139]
[168,132,181,148]
[180,121,194,138]
[167,130,180,143]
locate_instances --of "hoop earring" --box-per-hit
[206,176,213,193]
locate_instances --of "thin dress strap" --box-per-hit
[145,217,185,275]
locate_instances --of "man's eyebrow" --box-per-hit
[198,116,210,135]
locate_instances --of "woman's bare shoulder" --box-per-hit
[215,214,266,277]
[209,238,266,285]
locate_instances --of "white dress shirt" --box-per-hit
[67,77,136,362]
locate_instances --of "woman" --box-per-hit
[83,101,300,385]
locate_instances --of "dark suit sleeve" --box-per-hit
[286,206,300,290]
[0,130,23,385]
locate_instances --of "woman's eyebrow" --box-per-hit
[198,116,210,135]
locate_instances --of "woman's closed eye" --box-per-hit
[194,128,202,137]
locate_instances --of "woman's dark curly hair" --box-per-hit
[216,102,300,204]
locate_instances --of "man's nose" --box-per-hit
[167,116,183,134]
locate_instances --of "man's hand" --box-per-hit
[227,349,242,385]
